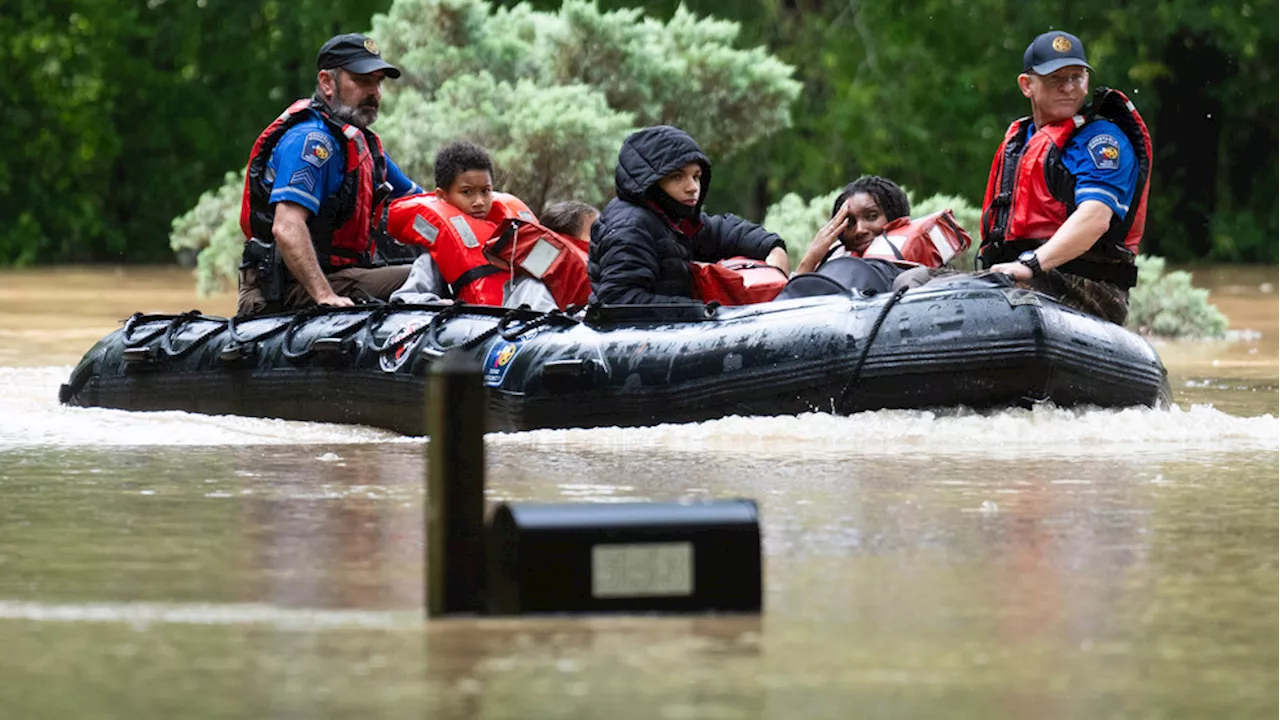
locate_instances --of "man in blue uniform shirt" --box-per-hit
[978,30,1150,324]
[238,33,424,316]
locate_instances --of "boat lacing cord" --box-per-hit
[280,306,375,361]
[836,286,909,414]
[227,313,291,345]
[159,310,227,360]
[362,303,440,354]
[421,305,579,355]
[122,312,182,348]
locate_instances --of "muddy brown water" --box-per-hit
[0,266,1275,718]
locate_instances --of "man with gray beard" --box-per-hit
[237,33,424,316]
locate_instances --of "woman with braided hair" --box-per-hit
[782,175,970,298]
[790,175,913,295]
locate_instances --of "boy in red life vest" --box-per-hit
[390,141,557,310]
[779,176,971,299]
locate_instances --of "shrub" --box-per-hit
[169,171,244,295]
[1126,255,1228,339]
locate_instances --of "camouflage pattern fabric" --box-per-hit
[892,267,1129,325]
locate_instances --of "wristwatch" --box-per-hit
[1017,250,1043,277]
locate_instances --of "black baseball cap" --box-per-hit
[1023,31,1093,75]
[316,33,401,78]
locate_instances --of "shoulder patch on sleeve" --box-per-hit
[301,131,335,168]
[1087,133,1122,170]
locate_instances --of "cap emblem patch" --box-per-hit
[1052,36,1072,53]
[363,38,380,55]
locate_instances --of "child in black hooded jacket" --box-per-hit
[588,125,788,305]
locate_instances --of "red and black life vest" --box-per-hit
[848,210,972,268]
[979,87,1152,287]
[240,98,387,270]
[384,192,591,309]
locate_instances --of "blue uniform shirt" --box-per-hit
[1025,118,1138,220]
[266,111,421,215]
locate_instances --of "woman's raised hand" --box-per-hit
[794,204,850,275]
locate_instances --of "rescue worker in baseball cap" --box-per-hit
[976,30,1153,325]
[235,33,424,316]
[316,32,402,78]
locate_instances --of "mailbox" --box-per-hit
[485,499,762,614]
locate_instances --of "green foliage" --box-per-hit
[2,0,1275,267]
[763,188,981,271]
[169,171,245,295]
[377,73,634,210]
[1126,255,1228,339]
[182,0,801,293]
[0,0,392,266]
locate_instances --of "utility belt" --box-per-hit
[241,238,382,303]
[979,239,1138,289]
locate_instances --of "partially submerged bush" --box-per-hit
[169,171,244,295]
[1126,255,1228,339]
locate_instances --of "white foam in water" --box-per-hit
[5,366,1276,456]
[0,599,414,629]
[0,367,405,448]
[500,405,1279,459]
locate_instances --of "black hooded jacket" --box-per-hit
[588,125,784,305]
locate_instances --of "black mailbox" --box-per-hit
[485,499,762,615]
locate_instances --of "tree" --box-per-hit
[0,0,393,266]
[177,0,802,295]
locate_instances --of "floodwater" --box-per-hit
[0,265,1276,718]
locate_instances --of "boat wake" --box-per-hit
[3,366,1274,456]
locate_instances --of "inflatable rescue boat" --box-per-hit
[59,275,1170,435]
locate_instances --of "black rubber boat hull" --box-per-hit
[60,276,1170,434]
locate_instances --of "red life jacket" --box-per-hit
[690,257,788,305]
[857,210,972,268]
[240,98,387,270]
[384,192,507,305]
[979,87,1152,286]
[483,217,592,310]
[384,191,591,308]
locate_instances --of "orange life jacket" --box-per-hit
[385,192,591,308]
[483,218,592,310]
[859,210,972,268]
[384,193,507,304]
[979,87,1151,287]
[690,257,788,305]
[240,98,385,270]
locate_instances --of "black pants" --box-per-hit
[775,257,904,300]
